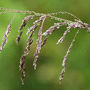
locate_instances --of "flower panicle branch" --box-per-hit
[33,15,46,69]
[16,15,35,44]
[18,15,35,32]
[0,14,16,52]
[20,30,34,85]
[75,19,90,32]
[42,22,66,36]
[59,29,80,83]
[57,21,84,44]
[26,24,38,35]
[57,27,71,44]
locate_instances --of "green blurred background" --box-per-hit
[0,0,90,90]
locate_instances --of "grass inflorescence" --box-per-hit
[0,7,90,85]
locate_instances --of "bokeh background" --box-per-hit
[0,0,90,90]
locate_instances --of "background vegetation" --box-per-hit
[0,0,90,90]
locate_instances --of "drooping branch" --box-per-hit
[59,29,80,82]
[33,15,46,69]
[0,14,16,52]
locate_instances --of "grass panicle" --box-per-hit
[0,7,90,85]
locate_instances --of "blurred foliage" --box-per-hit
[0,0,90,90]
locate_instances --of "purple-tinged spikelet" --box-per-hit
[16,31,23,44]
[41,36,48,47]
[3,24,11,40]
[20,55,26,85]
[18,15,34,32]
